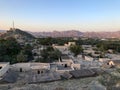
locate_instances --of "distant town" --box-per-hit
[0,28,120,90]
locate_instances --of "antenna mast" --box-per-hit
[13,21,14,29]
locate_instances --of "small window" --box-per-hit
[41,71,43,74]
[20,68,22,72]
[0,66,2,69]
[37,70,40,74]
[64,64,67,68]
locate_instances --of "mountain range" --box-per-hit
[30,30,120,38]
[1,29,120,38]
[83,31,120,38]
[30,30,83,38]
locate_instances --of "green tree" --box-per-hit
[37,37,53,45]
[0,37,21,63]
[69,45,83,56]
[40,47,62,63]
[17,51,27,62]
[22,44,33,61]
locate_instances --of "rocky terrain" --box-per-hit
[0,76,105,90]
[0,68,120,90]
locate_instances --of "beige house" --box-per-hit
[107,61,115,66]
[111,60,120,68]
[12,63,50,74]
[61,54,73,66]
[53,45,68,54]
[72,63,81,70]
[102,60,120,68]
[82,45,92,50]
[68,42,76,46]
[54,54,81,73]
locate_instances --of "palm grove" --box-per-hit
[0,37,33,64]
[1,36,120,64]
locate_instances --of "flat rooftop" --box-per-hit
[61,54,70,59]
[57,66,72,70]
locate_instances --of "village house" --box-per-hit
[11,63,50,74]
[30,63,50,74]
[106,54,120,60]
[77,54,93,61]
[101,60,116,68]
[83,49,95,55]
[50,61,81,73]
[84,56,94,61]
[107,49,114,53]
[77,55,85,60]
[99,58,111,62]
[82,45,101,58]
[106,60,120,68]
[68,42,76,46]
[99,57,120,68]
[82,45,92,50]
[53,54,74,73]
[11,63,31,72]
[71,63,81,70]
[60,54,73,65]
[50,63,58,71]
[53,45,68,54]
[76,55,102,69]
[107,61,115,66]
[50,54,81,73]
[79,60,102,69]
[56,65,73,73]
[69,69,96,78]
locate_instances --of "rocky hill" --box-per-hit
[0,28,35,41]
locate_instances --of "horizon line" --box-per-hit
[1,28,120,33]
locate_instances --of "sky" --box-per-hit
[0,0,120,32]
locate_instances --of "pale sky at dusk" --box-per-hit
[0,0,120,32]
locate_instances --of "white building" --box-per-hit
[82,45,92,50]
[11,63,50,74]
[77,55,93,61]
[99,58,111,62]
[68,42,76,46]
[106,54,120,60]
[84,56,94,61]
[53,45,69,54]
